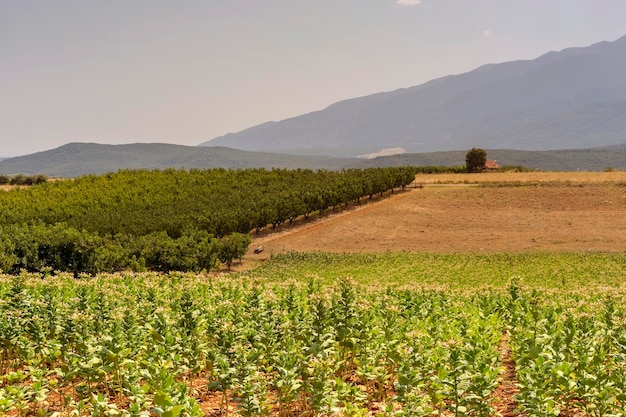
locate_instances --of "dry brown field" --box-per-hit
[244,172,626,265]
[0,185,19,191]
[415,170,626,185]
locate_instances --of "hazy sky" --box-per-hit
[2,1,625,157]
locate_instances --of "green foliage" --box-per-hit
[0,167,417,274]
[497,164,536,172]
[3,268,625,416]
[0,239,16,273]
[0,272,507,416]
[509,289,626,416]
[465,148,487,173]
[245,251,626,290]
[138,229,221,272]
[0,223,102,276]
[0,253,625,415]
[0,173,48,185]
[413,165,466,174]
[0,224,223,275]
[218,233,252,269]
[0,168,416,238]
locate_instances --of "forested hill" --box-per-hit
[354,144,626,171]
[0,142,350,177]
[0,142,625,177]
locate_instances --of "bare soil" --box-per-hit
[493,331,524,417]
[243,179,625,267]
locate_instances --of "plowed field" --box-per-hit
[245,173,626,264]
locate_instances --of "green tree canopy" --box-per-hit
[218,232,252,269]
[465,148,487,173]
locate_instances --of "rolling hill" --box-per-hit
[0,142,624,178]
[354,143,626,172]
[0,143,350,177]
[201,35,626,156]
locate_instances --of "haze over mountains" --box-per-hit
[1,142,624,178]
[2,36,626,177]
[202,36,626,157]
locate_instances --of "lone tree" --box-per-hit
[465,148,487,173]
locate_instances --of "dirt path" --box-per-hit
[493,331,525,417]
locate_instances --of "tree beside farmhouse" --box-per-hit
[465,148,487,172]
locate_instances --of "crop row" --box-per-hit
[507,280,626,416]
[0,273,507,416]
[0,168,416,238]
[2,272,625,416]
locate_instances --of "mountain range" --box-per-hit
[0,142,624,178]
[3,36,626,177]
[201,35,626,157]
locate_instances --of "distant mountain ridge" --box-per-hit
[0,142,623,178]
[356,143,626,172]
[201,35,626,156]
[0,143,351,177]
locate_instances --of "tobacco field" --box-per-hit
[1,253,625,417]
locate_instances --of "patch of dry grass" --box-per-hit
[416,171,626,185]
[0,185,22,191]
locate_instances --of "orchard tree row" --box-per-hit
[0,167,416,274]
[0,173,48,186]
[0,224,250,276]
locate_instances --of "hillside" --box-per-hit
[0,142,624,177]
[355,144,626,171]
[0,142,350,177]
[202,35,626,156]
